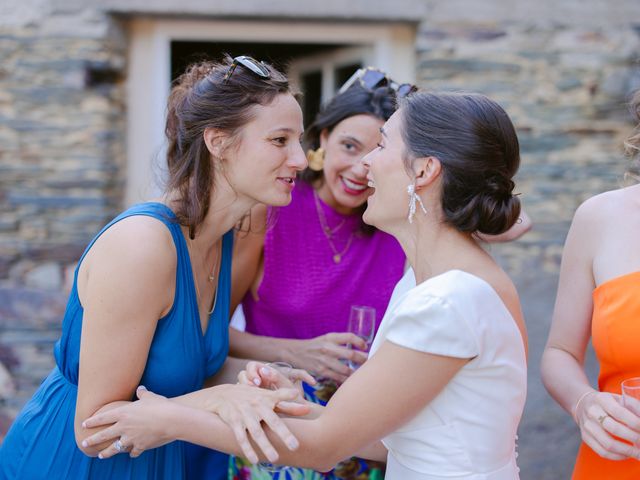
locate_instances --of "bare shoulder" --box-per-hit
[79,215,177,311]
[85,215,176,271]
[574,186,637,224]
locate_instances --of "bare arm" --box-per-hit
[541,199,640,460]
[84,341,468,469]
[540,202,596,417]
[74,216,175,456]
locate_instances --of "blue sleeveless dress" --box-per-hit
[0,202,233,480]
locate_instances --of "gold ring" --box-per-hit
[597,414,609,426]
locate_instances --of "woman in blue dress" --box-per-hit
[0,55,310,480]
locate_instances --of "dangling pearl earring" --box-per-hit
[407,184,427,224]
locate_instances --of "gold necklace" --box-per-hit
[313,190,356,264]
[186,233,222,315]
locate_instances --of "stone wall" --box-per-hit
[413,11,640,276]
[0,1,127,425]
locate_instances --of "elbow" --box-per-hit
[540,344,575,391]
[306,456,339,473]
[304,443,345,472]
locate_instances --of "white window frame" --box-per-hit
[125,18,416,205]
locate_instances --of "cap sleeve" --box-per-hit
[385,291,479,359]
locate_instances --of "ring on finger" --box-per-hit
[597,414,609,426]
[114,439,126,453]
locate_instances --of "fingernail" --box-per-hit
[81,440,88,447]
[98,453,104,459]
[252,377,261,386]
[288,438,299,450]
[81,421,87,429]
[138,385,147,391]
[260,367,270,376]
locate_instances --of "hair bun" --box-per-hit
[470,183,520,235]
[444,175,521,236]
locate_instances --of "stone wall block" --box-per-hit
[0,362,16,401]
[0,286,67,326]
[23,262,61,290]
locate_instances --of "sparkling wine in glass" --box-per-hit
[347,305,376,370]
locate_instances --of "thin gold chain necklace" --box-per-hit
[186,233,222,315]
[313,190,356,264]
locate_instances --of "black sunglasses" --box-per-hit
[222,55,271,84]
[338,67,417,98]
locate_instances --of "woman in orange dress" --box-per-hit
[541,90,640,479]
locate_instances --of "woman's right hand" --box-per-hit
[200,383,309,462]
[575,390,640,460]
[286,333,368,383]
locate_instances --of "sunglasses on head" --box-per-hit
[338,67,417,98]
[222,55,271,84]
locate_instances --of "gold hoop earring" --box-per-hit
[306,148,325,172]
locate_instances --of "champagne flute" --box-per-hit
[347,305,376,370]
[622,377,640,447]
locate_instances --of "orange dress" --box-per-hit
[572,271,640,479]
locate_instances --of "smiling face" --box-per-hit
[222,93,307,206]
[315,114,384,214]
[361,110,414,231]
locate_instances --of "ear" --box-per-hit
[413,156,441,190]
[203,127,228,158]
[319,128,330,149]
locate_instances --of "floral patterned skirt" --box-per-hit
[229,380,386,480]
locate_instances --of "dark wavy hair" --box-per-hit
[301,84,398,234]
[400,91,521,235]
[164,55,296,238]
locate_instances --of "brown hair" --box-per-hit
[165,55,295,237]
[400,91,521,235]
[625,90,640,181]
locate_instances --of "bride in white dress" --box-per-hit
[81,91,528,480]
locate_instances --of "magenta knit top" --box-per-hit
[242,182,406,339]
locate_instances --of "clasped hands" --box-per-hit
[80,364,316,464]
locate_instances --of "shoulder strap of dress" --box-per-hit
[74,202,182,278]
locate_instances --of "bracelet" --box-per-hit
[573,389,596,422]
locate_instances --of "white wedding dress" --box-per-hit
[369,269,527,480]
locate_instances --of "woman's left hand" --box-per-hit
[238,361,316,402]
[81,386,182,459]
